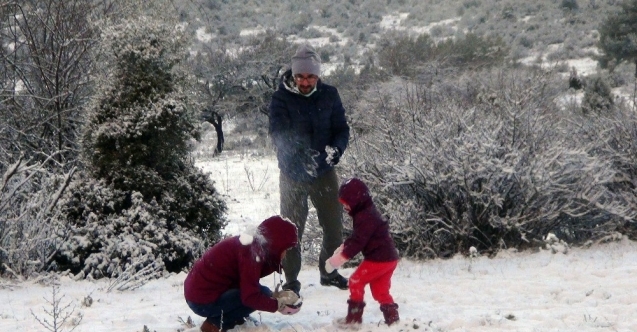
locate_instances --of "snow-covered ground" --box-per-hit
[1,153,637,332]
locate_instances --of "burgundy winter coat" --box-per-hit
[183,216,298,312]
[338,178,399,262]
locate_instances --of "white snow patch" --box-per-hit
[288,36,331,48]
[380,13,462,37]
[521,15,534,22]
[196,27,214,42]
[519,44,599,77]
[564,58,599,76]
[175,22,187,32]
[288,25,350,48]
[379,12,410,30]
[240,27,265,37]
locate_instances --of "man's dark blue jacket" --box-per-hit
[269,70,350,183]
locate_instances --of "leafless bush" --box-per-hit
[298,208,322,266]
[0,154,74,279]
[107,255,165,292]
[31,281,83,332]
[244,164,270,192]
[178,316,196,329]
[346,67,637,259]
[568,101,637,239]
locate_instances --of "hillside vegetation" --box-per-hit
[177,0,621,68]
[2,0,637,280]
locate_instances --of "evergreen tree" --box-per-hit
[598,0,637,76]
[581,75,614,114]
[54,17,227,278]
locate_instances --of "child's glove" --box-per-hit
[325,252,348,274]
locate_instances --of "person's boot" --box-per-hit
[320,271,348,290]
[282,279,301,296]
[200,320,222,332]
[336,300,365,326]
[380,303,400,326]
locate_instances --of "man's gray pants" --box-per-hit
[279,169,343,283]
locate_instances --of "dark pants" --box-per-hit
[280,169,343,281]
[186,286,272,330]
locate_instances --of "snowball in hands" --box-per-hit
[278,303,301,315]
[273,287,302,315]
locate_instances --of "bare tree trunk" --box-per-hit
[204,110,224,155]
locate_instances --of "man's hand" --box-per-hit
[325,146,342,166]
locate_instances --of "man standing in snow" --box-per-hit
[184,216,302,332]
[268,43,350,295]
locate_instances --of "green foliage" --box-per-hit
[55,17,227,278]
[462,0,481,9]
[287,12,313,33]
[437,33,509,67]
[598,0,637,75]
[377,32,434,76]
[377,31,508,77]
[501,4,517,21]
[581,75,614,114]
[561,0,580,11]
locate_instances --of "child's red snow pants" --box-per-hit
[348,259,398,305]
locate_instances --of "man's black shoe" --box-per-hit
[281,280,301,296]
[320,271,348,290]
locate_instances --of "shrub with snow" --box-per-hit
[345,67,636,259]
[53,17,227,279]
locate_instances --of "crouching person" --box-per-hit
[184,216,303,332]
[326,178,400,327]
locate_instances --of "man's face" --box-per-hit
[293,73,318,94]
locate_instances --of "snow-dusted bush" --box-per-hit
[345,67,636,259]
[52,17,227,279]
[571,101,637,240]
[581,75,614,114]
[0,156,74,279]
[376,31,508,78]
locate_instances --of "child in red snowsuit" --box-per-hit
[325,178,400,326]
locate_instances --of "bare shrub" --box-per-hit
[346,67,636,259]
[31,281,83,332]
[0,155,74,279]
[107,255,164,292]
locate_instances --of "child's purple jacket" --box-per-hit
[338,178,399,262]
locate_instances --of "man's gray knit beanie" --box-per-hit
[291,44,321,76]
